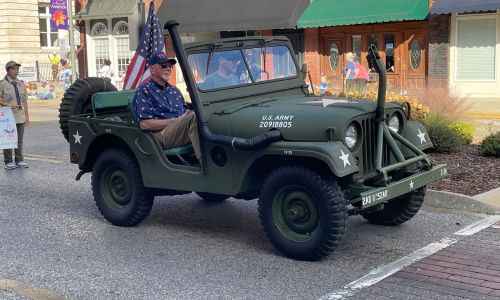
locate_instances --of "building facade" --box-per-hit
[0,0,79,81]
[297,0,430,96]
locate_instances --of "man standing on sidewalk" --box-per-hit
[0,61,30,169]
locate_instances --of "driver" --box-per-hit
[200,51,241,89]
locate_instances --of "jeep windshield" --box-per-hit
[188,45,298,91]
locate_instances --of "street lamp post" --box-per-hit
[67,0,76,83]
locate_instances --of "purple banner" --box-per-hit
[50,0,68,30]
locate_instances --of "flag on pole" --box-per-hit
[123,1,165,90]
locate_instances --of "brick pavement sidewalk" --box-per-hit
[348,221,500,300]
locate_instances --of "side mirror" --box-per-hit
[301,63,308,80]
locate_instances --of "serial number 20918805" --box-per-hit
[259,121,293,128]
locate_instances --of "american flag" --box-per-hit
[123,1,165,90]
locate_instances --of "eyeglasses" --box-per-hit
[161,64,173,69]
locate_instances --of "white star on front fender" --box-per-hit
[73,131,82,144]
[409,180,414,189]
[417,129,427,144]
[339,149,351,168]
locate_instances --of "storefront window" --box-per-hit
[329,43,339,71]
[352,35,361,62]
[410,40,422,70]
[457,18,496,80]
[384,34,395,72]
[368,34,378,72]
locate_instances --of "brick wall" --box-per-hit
[428,14,450,88]
[303,28,320,86]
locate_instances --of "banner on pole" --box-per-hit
[0,108,18,150]
[50,0,69,30]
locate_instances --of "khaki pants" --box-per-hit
[3,123,25,163]
[153,111,201,159]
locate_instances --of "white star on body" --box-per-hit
[305,99,357,107]
[73,131,82,145]
[417,129,427,144]
[339,149,351,168]
[409,180,414,189]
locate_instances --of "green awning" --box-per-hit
[297,0,429,28]
[75,0,137,19]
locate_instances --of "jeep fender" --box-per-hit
[401,121,433,157]
[246,141,359,178]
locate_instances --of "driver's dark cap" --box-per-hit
[215,51,241,61]
[148,52,177,66]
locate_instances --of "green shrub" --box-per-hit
[481,131,500,157]
[423,114,463,153]
[450,121,474,145]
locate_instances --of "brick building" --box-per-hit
[297,0,431,96]
[431,0,500,104]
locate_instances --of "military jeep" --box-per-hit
[59,20,447,261]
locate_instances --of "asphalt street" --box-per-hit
[0,122,483,299]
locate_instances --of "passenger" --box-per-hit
[132,52,201,160]
[200,51,241,89]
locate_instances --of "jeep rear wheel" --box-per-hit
[92,148,153,227]
[59,77,116,142]
[258,166,347,261]
[362,187,426,226]
[196,192,230,202]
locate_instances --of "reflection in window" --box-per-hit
[191,45,297,91]
[410,40,422,70]
[329,43,339,71]
[368,34,378,72]
[352,35,361,62]
[384,34,395,72]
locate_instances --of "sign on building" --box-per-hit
[50,0,69,30]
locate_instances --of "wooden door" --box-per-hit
[402,32,427,95]
[321,35,345,95]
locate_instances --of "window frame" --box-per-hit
[38,5,59,49]
[454,13,498,82]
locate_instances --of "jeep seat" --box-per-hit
[128,94,195,164]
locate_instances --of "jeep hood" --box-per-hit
[207,95,395,141]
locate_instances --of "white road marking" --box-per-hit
[320,215,500,300]
[0,277,67,300]
[454,215,500,236]
[320,238,457,300]
[24,154,69,164]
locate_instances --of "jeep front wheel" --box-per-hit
[92,148,153,227]
[362,187,426,226]
[258,166,347,261]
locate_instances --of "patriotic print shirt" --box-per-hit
[134,79,187,120]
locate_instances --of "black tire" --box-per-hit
[92,148,153,227]
[258,166,347,261]
[196,192,230,202]
[59,77,117,141]
[362,187,426,226]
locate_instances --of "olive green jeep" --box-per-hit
[58,21,447,261]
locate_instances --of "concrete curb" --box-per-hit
[424,190,499,215]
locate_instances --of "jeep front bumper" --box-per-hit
[357,164,448,208]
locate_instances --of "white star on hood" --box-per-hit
[339,149,351,168]
[417,129,427,144]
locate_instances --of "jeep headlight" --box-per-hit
[388,114,401,133]
[345,123,358,149]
